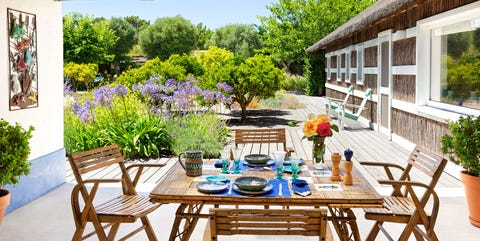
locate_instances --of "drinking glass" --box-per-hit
[219,150,231,174]
[290,156,301,180]
[273,151,287,180]
[231,147,243,174]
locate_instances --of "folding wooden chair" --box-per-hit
[68,144,166,241]
[209,208,331,241]
[233,128,294,157]
[359,145,447,241]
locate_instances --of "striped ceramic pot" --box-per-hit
[178,150,203,177]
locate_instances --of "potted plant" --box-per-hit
[0,118,34,223]
[441,115,480,227]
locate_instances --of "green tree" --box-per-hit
[109,17,136,75]
[64,62,98,91]
[196,23,213,50]
[124,16,150,43]
[197,46,236,90]
[259,0,375,73]
[139,15,198,60]
[167,54,205,78]
[63,12,117,64]
[232,54,284,122]
[205,24,263,59]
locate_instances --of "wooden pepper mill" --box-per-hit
[330,152,342,181]
[343,149,353,185]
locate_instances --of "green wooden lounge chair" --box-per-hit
[325,86,354,113]
[336,88,372,129]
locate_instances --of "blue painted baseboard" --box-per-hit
[4,148,66,214]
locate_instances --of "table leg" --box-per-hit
[328,207,361,241]
[168,203,204,241]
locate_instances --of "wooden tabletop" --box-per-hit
[149,159,382,208]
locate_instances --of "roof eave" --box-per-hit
[305,0,418,53]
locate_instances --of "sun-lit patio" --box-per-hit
[1,94,478,241]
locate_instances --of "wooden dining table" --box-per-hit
[149,158,383,241]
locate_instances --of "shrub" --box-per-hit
[282,74,307,93]
[166,113,229,158]
[441,115,480,177]
[0,119,34,186]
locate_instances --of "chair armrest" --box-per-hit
[126,163,167,188]
[360,161,407,181]
[378,180,430,190]
[359,161,405,171]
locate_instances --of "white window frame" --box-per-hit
[417,1,480,117]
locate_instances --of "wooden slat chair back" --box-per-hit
[360,145,448,241]
[68,144,165,241]
[209,208,330,241]
[233,128,294,158]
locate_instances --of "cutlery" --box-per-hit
[278,183,283,197]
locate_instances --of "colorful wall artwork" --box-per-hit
[8,8,38,110]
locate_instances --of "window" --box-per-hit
[356,44,364,84]
[337,54,341,82]
[326,56,331,80]
[346,52,351,83]
[430,11,480,111]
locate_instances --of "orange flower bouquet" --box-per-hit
[302,114,339,168]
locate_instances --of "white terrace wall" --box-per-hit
[0,0,64,213]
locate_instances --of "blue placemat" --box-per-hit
[229,160,277,171]
[213,179,291,197]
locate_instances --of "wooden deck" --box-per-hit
[66,93,461,190]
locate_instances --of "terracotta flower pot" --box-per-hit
[460,171,480,228]
[0,189,11,224]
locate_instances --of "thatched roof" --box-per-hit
[305,0,418,53]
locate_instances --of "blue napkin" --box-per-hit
[291,179,311,196]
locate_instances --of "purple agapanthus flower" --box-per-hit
[112,85,128,97]
[93,86,114,107]
[64,81,73,95]
[216,82,234,94]
[72,100,95,123]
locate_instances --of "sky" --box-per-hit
[62,0,276,30]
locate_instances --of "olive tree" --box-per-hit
[232,54,284,122]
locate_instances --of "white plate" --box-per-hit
[196,181,229,193]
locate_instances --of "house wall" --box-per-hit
[1,0,65,214]
[322,0,480,156]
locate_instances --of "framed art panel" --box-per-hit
[8,8,38,110]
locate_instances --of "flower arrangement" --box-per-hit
[302,113,339,140]
[302,113,339,168]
